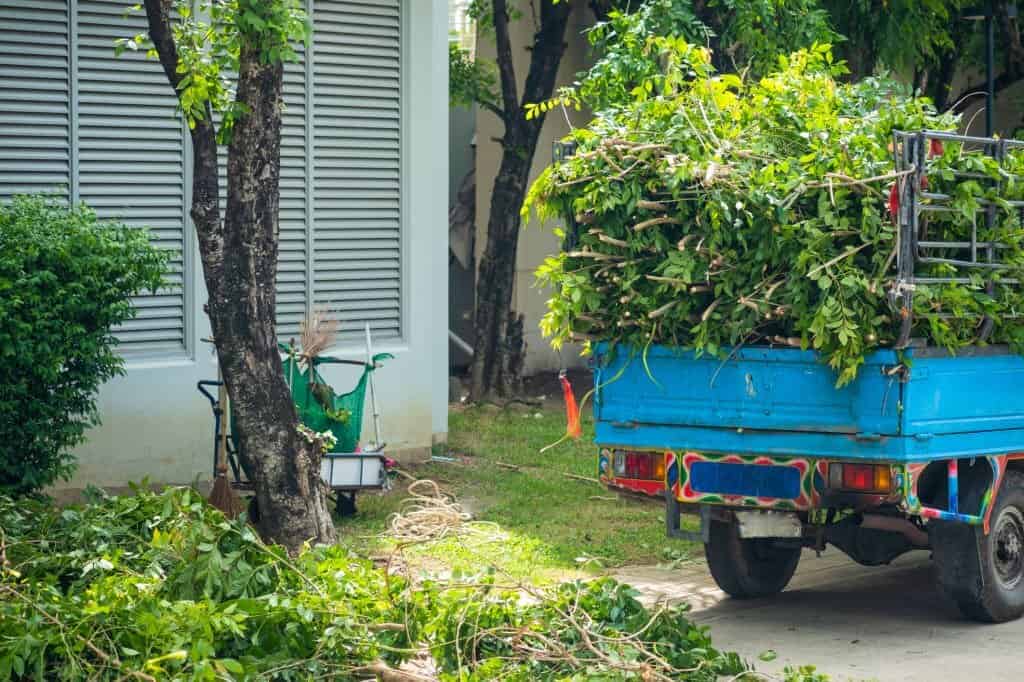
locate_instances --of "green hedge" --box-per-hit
[0,195,168,494]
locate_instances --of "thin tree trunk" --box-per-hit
[144,0,335,550]
[929,51,959,112]
[469,0,572,400]
[471,143,535,398]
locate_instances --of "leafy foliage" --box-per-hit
[526,44,1024,384]
[426,576,748,681]
[0,486,422,680]
[822,0,969,77]
[118,0,310,142]
[0,487,829,680]
[576,0,836,111]
[0,196,167,495]
[449,41,500,110]
[454,0,836,116]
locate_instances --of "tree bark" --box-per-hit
[469,0,572,400]
[143,0,335,551]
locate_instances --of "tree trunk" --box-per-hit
[217,44,336,548]
[928,51,959,112]
[144,0,335,551]
[471,143,535,398]
[468,0,572,400]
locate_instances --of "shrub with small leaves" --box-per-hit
[0,195,168,494]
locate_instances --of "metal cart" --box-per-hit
[198,325,394,516]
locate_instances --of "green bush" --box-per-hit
[0,195,167,494]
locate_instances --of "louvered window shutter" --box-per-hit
[0,0,72,199]
[76,0,188,351]
[312,0,402,342]
[277,51,310,340]
[1,0,406,355]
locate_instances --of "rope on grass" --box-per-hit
[386,480,472,541]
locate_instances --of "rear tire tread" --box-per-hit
[704,518,801,599]
[932,469,1024,623]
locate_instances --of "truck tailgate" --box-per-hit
[595,345,902,436]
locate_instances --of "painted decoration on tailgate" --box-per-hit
[677,452,817,510]
[902,455,1011,529]
[666,451,680,499]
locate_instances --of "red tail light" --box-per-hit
[830,462,893,493]
[613,451,665,481]
[842,464,874,491]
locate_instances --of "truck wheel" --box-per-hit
[933,470,1024,623]
[704,518,801,598]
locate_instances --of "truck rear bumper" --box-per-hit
[600,446,1020,531]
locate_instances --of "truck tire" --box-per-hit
[705,518,801,598]
[933,470,1024,623]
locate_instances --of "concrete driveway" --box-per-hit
[615,550,1023,681]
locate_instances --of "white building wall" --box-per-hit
[64,0,449,487]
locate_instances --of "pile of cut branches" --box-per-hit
[0,486,830,681]
[527,44,1024,384]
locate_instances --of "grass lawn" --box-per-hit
[337,403,698,582]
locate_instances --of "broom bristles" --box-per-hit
[209,473,245,519]
[299,307,340,364]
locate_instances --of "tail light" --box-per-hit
[829,462,892,494]
[612,450,665,481]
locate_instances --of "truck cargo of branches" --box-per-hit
[588,130,1024,623]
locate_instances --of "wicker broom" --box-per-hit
[208,369,244,518]
[299,306,339,366]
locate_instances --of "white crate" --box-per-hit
[320,453,386,489]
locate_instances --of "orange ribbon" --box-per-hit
[560,372,582,440]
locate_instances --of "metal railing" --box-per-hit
[891,130,1024,347]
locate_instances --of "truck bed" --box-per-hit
[593,344,1024,462]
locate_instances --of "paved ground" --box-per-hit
[615,550,1024,681]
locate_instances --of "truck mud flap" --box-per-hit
[930,519,985,605]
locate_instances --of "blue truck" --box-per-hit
[590,130,1024,623]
